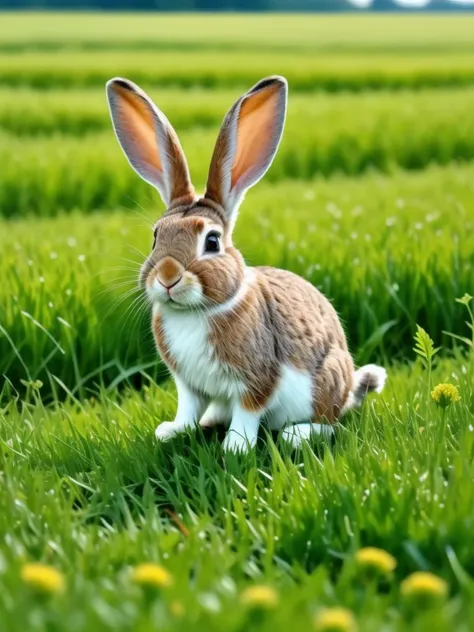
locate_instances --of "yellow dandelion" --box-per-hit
[131,563,173,589]
[314,607,357,632]
[431,383,460,409]
[240,585,279,609]
[21,563,65,594]
[354,547,397,575]
[401,572,448,600]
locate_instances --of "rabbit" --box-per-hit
[106,75,387,453]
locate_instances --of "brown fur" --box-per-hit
[190,247,244,304]
[205,129,230,209]
[155,256,184,288]
[140,213,219,287]
[210,279,279,412]
[209,267,354,422]
[152,313,176,373]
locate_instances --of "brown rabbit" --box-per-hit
[106,75,386,452]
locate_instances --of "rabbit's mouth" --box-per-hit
[146,274,205,311]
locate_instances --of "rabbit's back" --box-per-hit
[257,266,349,359]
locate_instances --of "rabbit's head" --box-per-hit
[106,76,287,310]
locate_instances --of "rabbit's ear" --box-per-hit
[106,78,194,207]
[205,76,287,225]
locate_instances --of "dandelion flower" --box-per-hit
[21,563,64,594]
[355,547,397,575]
[401,572,448,600]
[431,384,460,409]
[314,607,357,632]
[240,585,278,609]
[132,563,173,589]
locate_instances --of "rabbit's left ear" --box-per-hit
[205,76,287,226]
[106,77,194,208]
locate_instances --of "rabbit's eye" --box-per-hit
[152,229,157,250]
[204,232,220,254]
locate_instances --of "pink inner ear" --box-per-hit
[231,84,281,190]
[110,82,195,205]
[112,84,164,175]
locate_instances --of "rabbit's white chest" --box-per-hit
[157,307,244,401]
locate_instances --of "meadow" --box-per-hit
[0,12,474,632]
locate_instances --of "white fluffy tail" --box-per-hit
[342,364,387,414]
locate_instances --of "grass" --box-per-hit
[1,356,473,631]
[1,164,473,395]
[3,49,474,92]
[1,11,474,632]
[6,84,474,137]
[1,85,474,217]
[0,13,473,52]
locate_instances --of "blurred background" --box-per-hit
[0,1,473,9]
[0,6,473,398]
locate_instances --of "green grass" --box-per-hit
[2,84,473,146]
[1,11,474,632]
[1,356,473,631]
[1,84,474,217]
[3,48,474,92]
[0,13,473,52]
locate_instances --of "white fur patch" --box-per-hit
[222,404,260,452]
[342,364,387,414]
[266,364,313,430]
[155,421,182,441]
[354,363,387,395]
[148,276,204,309]
[148,278,169,304]
[159,306,244,400]
[281,423,333,449]
[199,401,231,428]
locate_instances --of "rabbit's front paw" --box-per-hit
[155,421,182,442]
[281,423,333,449]
[222,431,253,453]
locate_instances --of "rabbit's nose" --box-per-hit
[155,256,184,290]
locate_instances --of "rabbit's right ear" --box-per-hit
[205,76,287,227]
[106,78,194,208]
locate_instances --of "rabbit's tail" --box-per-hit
[342,364,387,414]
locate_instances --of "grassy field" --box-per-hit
[1,86,474,218]
[0,12,474,632]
